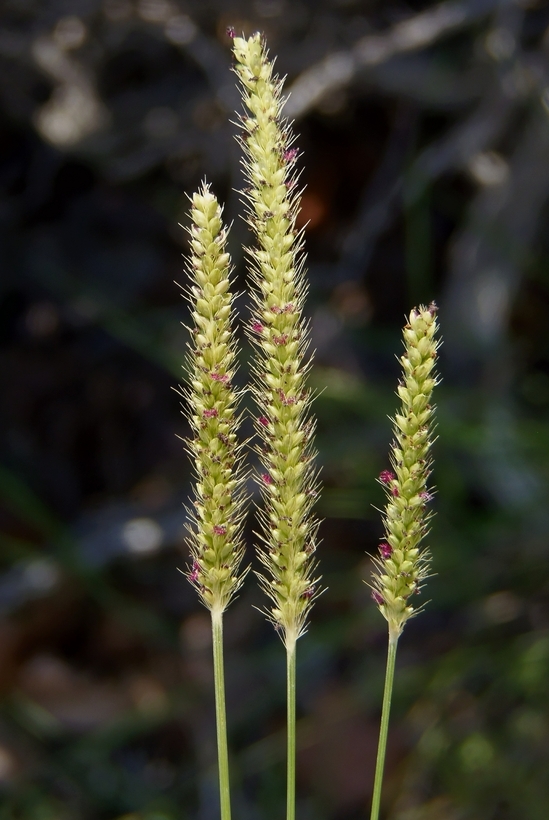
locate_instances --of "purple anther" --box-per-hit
[379,470,396,484]
[379,543,393,559]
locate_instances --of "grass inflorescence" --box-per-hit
[232,32,321,651]
[179,32,440,820]
[179,183,249,820]
[370,302,439,637]
[369,302,440,820]
[180,184,248,616]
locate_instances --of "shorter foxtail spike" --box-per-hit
[370,302,440,637]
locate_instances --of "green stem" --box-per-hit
[212,609,231,820]
[286,639,297,820]
[370,629,399,820]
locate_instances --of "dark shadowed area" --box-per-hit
[1,0,549,819]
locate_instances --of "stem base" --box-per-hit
[370,631,399,820]
[212,610,231,820]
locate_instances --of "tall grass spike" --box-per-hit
[232,32,320,648]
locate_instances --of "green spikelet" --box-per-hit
[232,33,320,647]
[371,302,440,637]
[181,182,247,615]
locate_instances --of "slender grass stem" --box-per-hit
[370,630,399,820]
[286,639,297,820]
[212,609,231,820]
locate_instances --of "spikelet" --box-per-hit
[180,182,247,615]
[371,303,440,637]
[232,33,320,647]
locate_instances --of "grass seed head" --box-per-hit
[232,33,320,648]
[180,182,248,615]
[371,303,440,637]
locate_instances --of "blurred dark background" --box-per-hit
[1,0,549,818]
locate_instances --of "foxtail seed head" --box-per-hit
[180,183,247,614]
[233,33,320,647]
[371,303,440,638]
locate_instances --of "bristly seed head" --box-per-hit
[233,32,321,648]
[370,304,440,638]
[181,183,248,614]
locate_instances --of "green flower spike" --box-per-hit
[232,32,320,820]
[182,183,247,614]
[179,182,248,820]
[232,31,320,649]
[371,301,439,638]
[369,302,440,820]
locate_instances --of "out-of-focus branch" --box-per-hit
[405,89,514,204]
[335,105,417,284]
[443,103,549,366]
[32,35,109,146]
[284,0,501,119]
[334,85,514,286]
